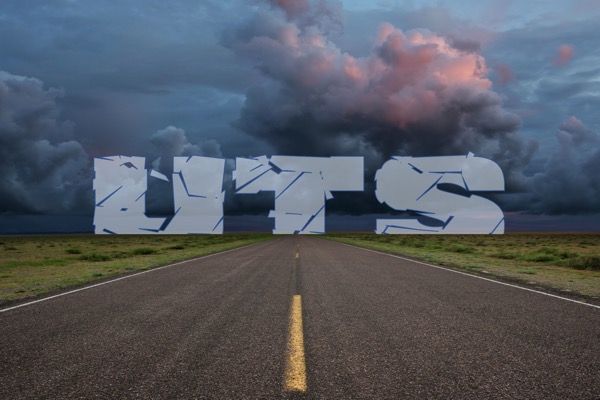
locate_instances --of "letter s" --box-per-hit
[375,153,505,234]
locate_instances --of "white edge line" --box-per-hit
[331,240,600,310]
[0,240,271,313]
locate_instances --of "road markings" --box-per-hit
[284,295,307,392]
[334,241,600,310]
[0,241,270,314]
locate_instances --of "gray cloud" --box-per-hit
[1,0,600,227]
[0,0,258,94]
[145,125,223,216]
[527,117,600,214]
[446,35,482,54]
[150,125,222,175]
[227,1,531,192]
[484,16,600,140]
[0,71,91,214]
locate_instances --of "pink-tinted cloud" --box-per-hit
[557,116,598,147]
[494,63,515,85]
[231,15,501,129]
[268,0,309,19]
[553,44,574,67]
[266,0,342,33]
[227,0,531,190]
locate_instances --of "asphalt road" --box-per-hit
[1,236,599,399]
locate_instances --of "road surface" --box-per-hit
[1,236,599,399]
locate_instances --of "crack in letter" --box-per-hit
[93,156,225,234]
[375,153,505,234]
[234,156,364,234]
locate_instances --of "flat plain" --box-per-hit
[1,232,599,307]
[0,234,271,306]
[328,232,600,301]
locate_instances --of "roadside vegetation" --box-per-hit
[327,233,600,300]
[3,232,599,307]
[0,234,271,306]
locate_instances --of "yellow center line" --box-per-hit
[284,295,307,392]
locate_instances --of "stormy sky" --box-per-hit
[1,0,599,233]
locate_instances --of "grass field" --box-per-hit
[2,233,599,307]
[327,233,600,301]
[0,234,272,306]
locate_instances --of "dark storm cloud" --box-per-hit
[526,117,600,214]
[480,14,600,216]
[150,125,222,175]
[215,0,556,220]
[0,0,253,219]
[1,0,599,228]
[226,0,532,196]
[0,0,258,167]
[145,125,223,216]
[0,71,91,214]
[446,35,482,54]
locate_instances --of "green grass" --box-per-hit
[3,232,599,306]
[326,232,600,299]
[568,256,600,270]
[0,234,272,306]
[131,247,158,255]
[79,253,112,262]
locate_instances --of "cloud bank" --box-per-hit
[0,71,90,214]
[150,125,222,175]
[1,0,599,226]
[227,1,533,183]
[528,116,600,214]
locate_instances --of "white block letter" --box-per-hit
[234,156,363,234]
[375,153,505,234]
[165,156,225,234]
[93,156,165,234]
[93,155,226,234]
